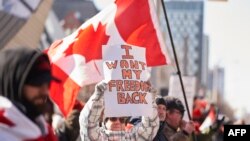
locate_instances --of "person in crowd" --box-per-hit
[0,47,59,141]
[79,81,159,141]
[192,96,209,133]
[213,116,232,141]
[170,132,189,141]
[195,103,222,141]
[163,96,195,141]
[55,100,82,141]
[53,85,88,141]
[45,98,81,141]
[153,97,168,141]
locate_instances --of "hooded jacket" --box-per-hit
[0,47,57,141]
[0,47,47,103]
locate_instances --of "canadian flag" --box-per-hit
[47,0,170,116]
[0,97,57,141]
[199,105,217,132]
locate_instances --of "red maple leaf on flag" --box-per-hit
[64,22,110,62]
[48,22,110,116]
[48,0,170,116]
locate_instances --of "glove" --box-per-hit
[150,87,158,99]
[65,109,80,130]
[92,81,107,100]
[181,120,195,135]
[147,81,158,101]
[56,109,80,141]
[146,81,159,108]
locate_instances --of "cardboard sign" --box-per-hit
[102,44,153,117]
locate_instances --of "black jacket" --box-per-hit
[153,121,168,141]
[55,109,80,141]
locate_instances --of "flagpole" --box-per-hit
[160,1,197,140]
[160,0,192,121]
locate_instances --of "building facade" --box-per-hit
[52,0,98,35]
[155,0,207,94]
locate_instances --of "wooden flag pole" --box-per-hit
[160,0,197,140]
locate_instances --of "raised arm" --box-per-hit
[79,82,106,141]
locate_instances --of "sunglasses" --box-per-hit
[108,117,127,123]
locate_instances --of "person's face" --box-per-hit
[166,109,183,129]
[157,104,167,121]
[22,83,49,113]
[105,117,126,131]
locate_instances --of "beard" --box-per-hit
[22,94,47,121]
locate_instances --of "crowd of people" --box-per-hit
[0,46,242,141]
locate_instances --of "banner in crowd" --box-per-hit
[47,0,170,116]
[168,75,196,120]
[103,44,152,117]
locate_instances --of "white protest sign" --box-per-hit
[102,44,152,117]
[168,75,196,120]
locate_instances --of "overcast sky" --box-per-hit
[205,0,250,118]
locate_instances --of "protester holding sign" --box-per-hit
[102,44,154,117]
[46,0,170,117]
[79,81,159,141]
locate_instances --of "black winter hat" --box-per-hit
[165,96,185,115]
[25,55,60,86]
[156,97,167,108]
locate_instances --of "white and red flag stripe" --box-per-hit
[0,96,56,141]
[199,106,217,132]
[47,0,170,116]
